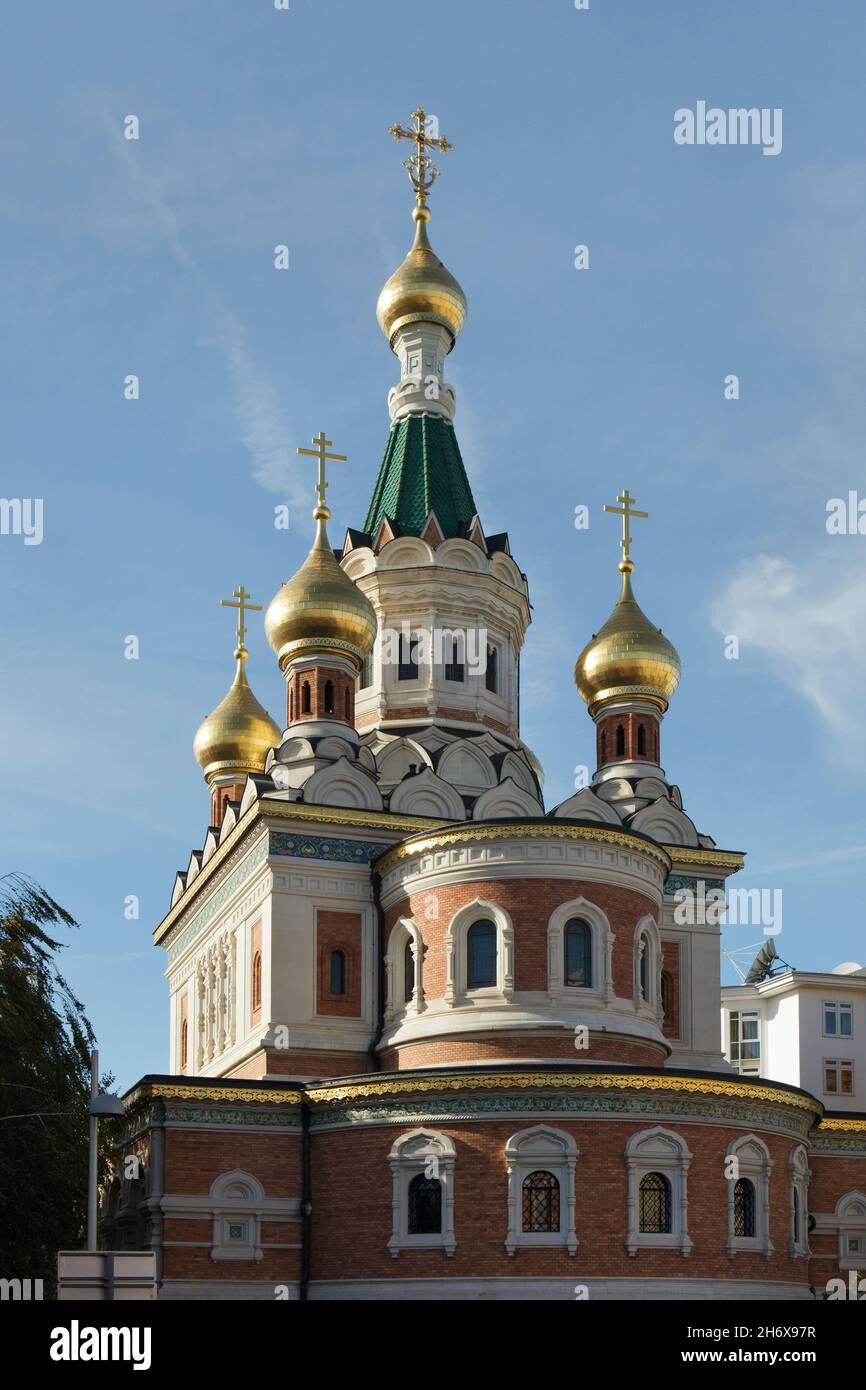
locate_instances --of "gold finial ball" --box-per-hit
[193,661,281,784]
[376,210,467,350]
[574,575,681,715]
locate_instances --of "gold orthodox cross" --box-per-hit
[220,585,262,653]
[389,106,453,202]
[297,431,347,515]
[603,488,648,569]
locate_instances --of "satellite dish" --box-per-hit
[744,938,793,984]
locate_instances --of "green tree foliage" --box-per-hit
[0,875,108,1290]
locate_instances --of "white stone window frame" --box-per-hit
[822,999,854,1039]
[504,1125,579,1256]
[384,917,424,1024]
[626,1127,693,1257]
[388,1129,456,1258]
[789,1145,811,1260]
[633,914,663,1023]
[209,1170,264,1263]
[835,1191,866,1270]
[547,898,613,1003]
[444,898,514,1006]
[725,1134,774,1259]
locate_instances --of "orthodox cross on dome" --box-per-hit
[603,488,648,573]
[220,584,262,657]
[388,106,453,203]
[297,431,347,519]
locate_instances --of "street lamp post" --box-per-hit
[86,1048,126,1251]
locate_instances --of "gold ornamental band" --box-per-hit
[375,820,673,876]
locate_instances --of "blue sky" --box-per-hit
[3,1,865,1088]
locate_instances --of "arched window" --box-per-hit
[360,654,372,689]
[466,919,496,989]
[180,1019,188,1072]
[600,730,607,763]
[344,687,351,720]
[324,680,335,714]
[251,950,262,1013]
[661,970,673,1022]
[329,949,346,996]
[485,645,498,693]
[639,1172,672,1234]
[408,1174,442,1235]
[734,1178,756,1238]
[637,723,646,756]
[289,688,295,721]
[792,1186,800,1246]
[639,936,648,1000]
[616,724,625,757]
[301,681,311,714]
[522,1171,560,1233]
[398,635,419,680]
[444,637,464,682]
[404,938,415,1003]
[564,918,592,987]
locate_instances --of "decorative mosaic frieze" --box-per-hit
[663,874,723,896]
[269,830,387,865]
[162,1104,301,1130]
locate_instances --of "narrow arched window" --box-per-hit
[252,950,262,1012]
[324,680,335,714]
[639,936,649,1001]
[289,687,295,721]
[467,919,496,990]
[444,637,464,682]
[360,654,372,689]
[301,681,311,714]
[564,918,592,987]
[180,1019,188,1072]
[485,645,498,693]
[616,724,625,756]
[637,723,646,756]
[408,1174,442,1234]
[792,1186,800,1245]
[639,1172,671,1233]
[522,1171,560,1233]
[600,729,607,763]
[734,1178,756,1238]
[329,949,346,996]
[661,970,673,1021]
[398,635,419,680]
[404,938,415,1004]
[344,687,351,720]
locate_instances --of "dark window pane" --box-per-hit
[522,1170,560,1233]
[408,1174,441,1234]
[444,638,464,682]
[734,1178,756,1237]
[639,1172,671,1233]
[467,919,496,989]
[485,645,498,693]
[330,950,346,995]
[398,637,419,680]
[564,919,592,987]
[404,938,415,1003]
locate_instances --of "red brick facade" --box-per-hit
[596,710,660,767]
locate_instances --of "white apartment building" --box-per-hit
[721,962,866,1111]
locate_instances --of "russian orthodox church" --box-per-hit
[111,111,866,1300]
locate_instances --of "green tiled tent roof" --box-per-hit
[363,415,477,540]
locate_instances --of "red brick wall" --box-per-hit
[385,877,656,1002]
[807,1151,866,1287]
[226,1048,373,1080]
[309,1117,807,1286]
[380,1035,666,1071]
[596,711,660,768]
[287,664,355,728]
[316,910,363,1018]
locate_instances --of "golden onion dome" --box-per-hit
[376,204,467,350]
[193,651,281,784]
[575,568,681,715]
[265,510,377,671]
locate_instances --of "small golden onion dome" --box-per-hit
[265,511,377,671]
[575,568,681,715]
[193,651,281,784]
[376,204,467,350]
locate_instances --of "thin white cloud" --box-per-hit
[711,552,866,744]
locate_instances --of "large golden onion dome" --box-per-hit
[376,204,467,350]
[265,510,377,671]
[575,568,681,715]
[193,651,281,784]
